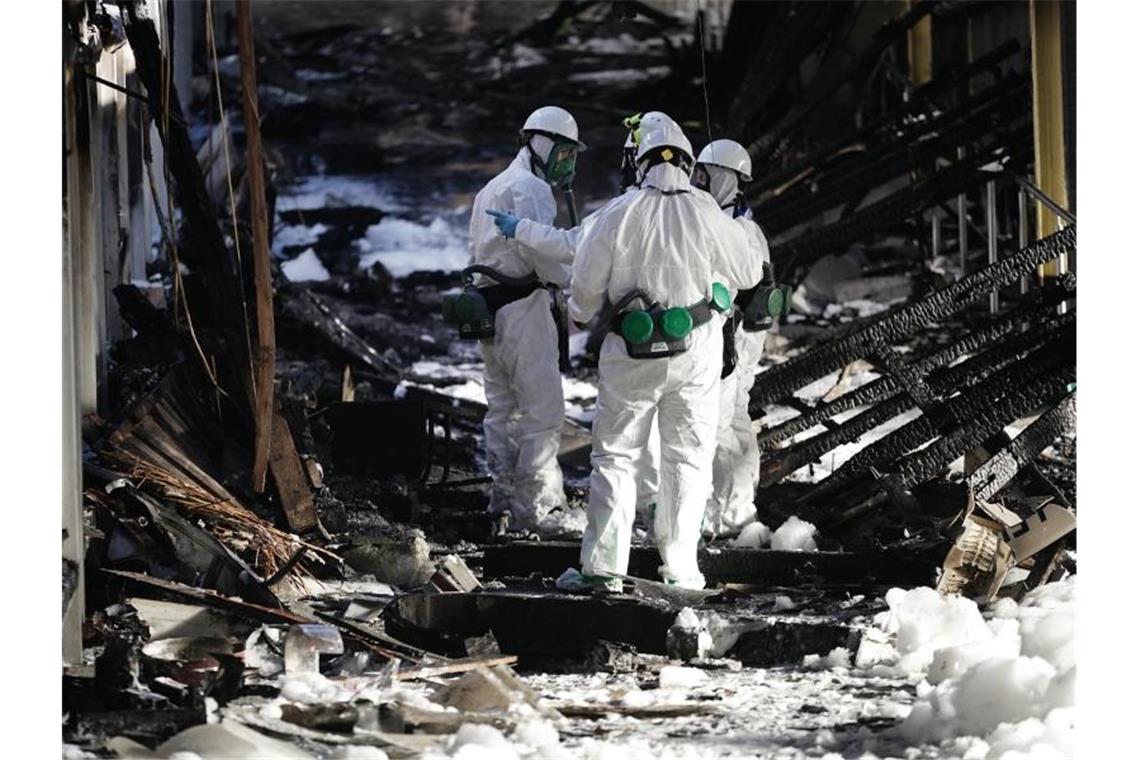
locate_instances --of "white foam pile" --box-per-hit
[857,579,1076,757]
[278,671,353,704]
[803,647,853,670]
[658,665,710,689]
[771,516,818,552]
[730,520,771,548]
[421,719,574,760]
[730,516,816,551]
[281,248,330,282]
[357,215,470,276]
[670,607,745,660]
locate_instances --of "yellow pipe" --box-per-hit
[908,1,933,85]
[1030,0,1070,279]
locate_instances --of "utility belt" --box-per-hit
[442,265,570,370]
[735,262,792,333]
[609,283,730,359]
[722,264,791,378]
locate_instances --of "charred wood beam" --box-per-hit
[967,394,1076,502]
[1022,462,1075,510]
[824,368,1076,527]
[726,2,852,136]
[236,0,277,493]
[773,132,1034,282]
[275,286,403,385]
[755,294,1072,441]
[480,541,940,588]
[747,38,1022,201]
[759,310,1075,486]
[801,330,1075,505]
[751,225,1076,409]
[743,0,938,168]
[887,370,1075,495]
[757,76,1030,234]
[760,395,910,488]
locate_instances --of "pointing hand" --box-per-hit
[486,209,521,239]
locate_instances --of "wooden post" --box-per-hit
[235,0,276,493]
[1030,0,1069,281]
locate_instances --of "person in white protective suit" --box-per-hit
[466,105,587,533]
[487,112,676,529]
[569,118,764,589]
[690,139,772,537]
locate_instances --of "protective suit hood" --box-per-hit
[640,162,692,194]
[706,165,740,207]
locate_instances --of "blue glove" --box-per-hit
[486,209,521,239]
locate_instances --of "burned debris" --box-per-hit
[62,0,1075,758]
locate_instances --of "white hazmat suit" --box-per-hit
[468,147,572,531]
[706,206,771,536]
[514,190,661,522]
[694,160,771,536]
[570,161,763,588]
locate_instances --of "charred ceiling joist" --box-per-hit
[755,293,1071,449]
[759,307,1075,487]
[751,225,1076,410]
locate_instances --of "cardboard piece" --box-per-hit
[938,492,1075,601]
[1003,500,1077,563]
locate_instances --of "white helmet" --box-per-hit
[521,106,587,150]
[634,116,693,166]
[696,139,752,181]
[623,111,672,148]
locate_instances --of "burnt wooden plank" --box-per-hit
[268,407,318,532]
[480,542,940,588]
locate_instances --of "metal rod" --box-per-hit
[1006,172,1075,225]
[76,70,188,127]
[1018,189,1030,295]
[957,146,968,278]
[931,206,941,260]
[986,179,998,313]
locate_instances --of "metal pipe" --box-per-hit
[1007,172,1075,225]
[1018,189,1030,295]
[957,146,968,278]
[931,206,941,260]
[986,179,998,313]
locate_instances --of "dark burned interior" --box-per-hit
[62,1,1075,757]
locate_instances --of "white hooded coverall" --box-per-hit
[570,162,764,588]
[706,207,770,536]
[467,147,573,530]
[514,190,661,521]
